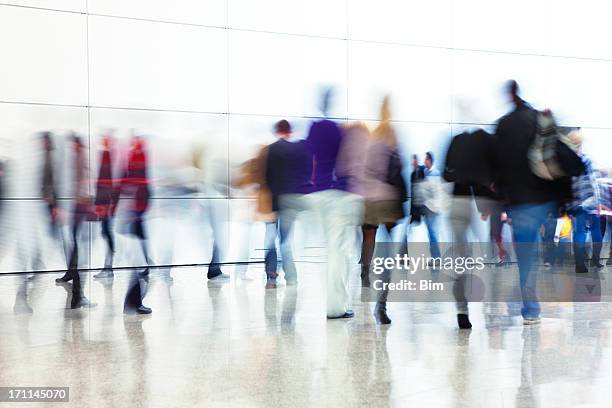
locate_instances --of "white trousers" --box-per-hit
[307,190,364,317]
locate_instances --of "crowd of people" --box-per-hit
[2,80,611,330]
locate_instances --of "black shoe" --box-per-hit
[136,305,152,314]
[457,313,472,329]
[591,260,604,268]
[327,310,355,319]
[55,274,73,283]
[374,303,391,325]
[576,264,589,274]
[606,258,612,266]
[124,304,152,314]
[71,297,97,309]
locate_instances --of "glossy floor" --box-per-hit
[1,263,611,407]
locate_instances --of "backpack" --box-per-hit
[387,149,408,203]
[443,129,494,187]
[527,110,585,180]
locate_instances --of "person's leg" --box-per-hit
[490,210,508,262]
[57,208,84,283]
[449,197,472,328]
[573,212,588,273]
[607,218,612,265]
[205,200,227,280]
[373,222,397,325]
[124,270,151,314]
[510,202,552,321]
[424,209,441,259]
[320,191,363,318]
[589,214,603,267]
[264,220,278,282]
[360,224,377,287]
[278,198,297,284]
[101,217,115,268]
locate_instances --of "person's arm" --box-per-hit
[554,219,563,243]
[265,145,279,196]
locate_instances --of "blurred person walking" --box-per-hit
[120,135,153,314]
[352,98,406,325]
[421,151,443,262]
[93,134,118,279]
[233,135,277,286]
[55,134,94,309]
[267,120,313,287]
[408,154,426,227]
[444,126,496,328]
[565,129,603,273]
[304,89,364,319]
[493,80,578,324]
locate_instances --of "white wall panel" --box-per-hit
[349,0,451,47]
[451,0,551,55]
[549,1,612,60]
[0,6,87,105]
[89,16,227,112]
[546,58,612,128]
[229,31,347,118]
[580,128,612,170]
[88,0,227,27]
[0,0,84,12]
[348,42,451,122]
[451,51,551,124]
[229,0,346,38]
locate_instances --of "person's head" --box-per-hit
[101,134,113,150]
[131,135,144,152]
[274,119,292,140]
[319,87,334,117]
[411,154,419,170]
[425,151,434,169]
[506,79,524,108]
[372,95,397,146]
[41,131,53,151]
[70,133,83,152]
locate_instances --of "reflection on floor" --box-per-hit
[1,263,612,408]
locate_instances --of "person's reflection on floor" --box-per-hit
[13,275,33,314]
[280,286,298,333]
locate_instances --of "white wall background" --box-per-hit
[1,0,612,272]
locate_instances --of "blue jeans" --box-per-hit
[423,208,441,258]
[572,211,603,267]
[509,201,556,319]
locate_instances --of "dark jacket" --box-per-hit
[265,139,312,211]
[493,104,570,206]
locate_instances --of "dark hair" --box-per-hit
[274,119,292,134]
[507,79,519,98]
[412,154,419,161]
[425,151,434,163]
